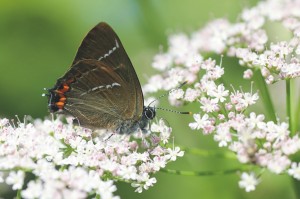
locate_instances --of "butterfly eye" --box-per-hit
[144,107,156,120]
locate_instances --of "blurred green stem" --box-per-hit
[286,79,295,134]
[0,167,32,172]
[16,190,21,199]
[292,178,300,199]
[295,90,300,132]
[292,150,300,199]
[172,144,236,159]
[290,77,300,198]
[253,70,276,122]
[160,166,250,176]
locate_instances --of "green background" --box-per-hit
[0,0,296,198]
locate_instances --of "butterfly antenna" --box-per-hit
[104,133,115,142]
[148,81,188,107]
[156,107,192,115]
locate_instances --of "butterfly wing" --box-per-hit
[48,23,144,130]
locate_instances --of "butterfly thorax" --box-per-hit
[117,106,156,134]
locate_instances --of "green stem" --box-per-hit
[16,189,21,199]
[286,79,295,134]
[253,70,276,122]
[0,167,32,172]
[292,178,300,199]
[295,93,300,132]
[160,166,250,176]
[171,144,236,159]
[292,151,300,199]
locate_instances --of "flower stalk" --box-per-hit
[253,70,276,122]
[293,179,300,199]
[160,167,251,176]
[286,79,293,134]
[295,93,300,132]
[171,144,236,159]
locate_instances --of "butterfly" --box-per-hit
[45,22,155,134]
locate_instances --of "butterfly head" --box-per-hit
[143,106,156,120]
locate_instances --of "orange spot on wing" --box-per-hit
[58,83,70,93]
[56,102,65,109]
[59,97,66,102]
[62,84,70,91]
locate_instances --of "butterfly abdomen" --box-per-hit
[48,81,73,112]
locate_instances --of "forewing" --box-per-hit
[72,22,144,121]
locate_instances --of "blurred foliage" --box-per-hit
[0,0,296,198]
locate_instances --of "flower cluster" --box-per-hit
[0,117,184,198]
[145,0,300,86]
[143,0,300,193]
[194,0,300,83]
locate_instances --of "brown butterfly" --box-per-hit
[45,22,155,134]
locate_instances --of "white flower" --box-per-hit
[208,84,229,103]
[199,79,217,92]
[267,153,291,174]
[169,88,184,100]
[132,173,157,193]
[151,119,172,144]
[164,68,185,90]
[168,88,185,106]
[246,112,265,129]
[117,165,137,180]
[142,75,164,94]
[200,97,219,112]
[288,162,300,180]
[97,180,119,199]
[214,124,232,147]
[238,172,259,192]
[0,118,9,126]
[184,88,200,102]
[281,135,300,155]
[0,172,3,183]
[152,156,167,171]
[131,182,143,193]
[6,171,25,190]
[266,122,289,142]
[189,113,210,130]
[145,176,157,190]
[21,180,43,199]
[274,122,290,142]
[243,69,253,79]
[152,53,173,71]
[184,52,203,68]
[243,92,259,106]
[62,189,86,199]
[168,33,190,62]
[165,147,184,161]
